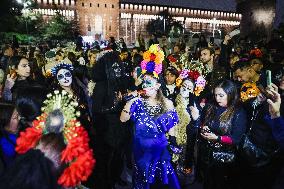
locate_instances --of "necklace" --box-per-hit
[142,99,162,117]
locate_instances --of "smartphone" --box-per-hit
[9,68,17,79]
[266,70,272,86]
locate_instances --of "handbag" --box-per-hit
[212,149,235,164]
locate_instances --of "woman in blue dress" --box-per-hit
[120,73,180,189]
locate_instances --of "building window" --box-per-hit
[82,2,84,7]
[63,0,66,5]
[52,0,55,5]
[69,0,71,6]
[58,0,60,5]
[97,4,99,7]
[112,4,114,8]
[90,3,92,7]
[109,25,111,31]
[105,4,107,8]
[41,0,43,4]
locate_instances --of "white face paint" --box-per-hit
[180,80,194,98]
[142,75,160,97]
[56,69,72,87]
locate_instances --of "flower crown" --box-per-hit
[51,62,74,77]
[16,90,95,187]
[240,82,260,102]
[176,69,206,96]
[141,44,164,78]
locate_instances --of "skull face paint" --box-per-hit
[142,75,160,97]
[180,79,194,98]
[57,69,72,87]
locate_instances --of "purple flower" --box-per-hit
[146,61,155,73]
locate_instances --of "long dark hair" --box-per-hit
[16,86,47,131]
[204,79,240,134]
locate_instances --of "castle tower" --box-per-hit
[76,0,119,40]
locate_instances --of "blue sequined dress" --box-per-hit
[130,98,180,189]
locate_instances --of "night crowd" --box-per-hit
[0,31,284,189]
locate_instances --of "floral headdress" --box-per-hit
[16,90,95,187]
[240,82,260,102]
[141,44,164,78]
[175,69,206,96]
[51,62,74,77]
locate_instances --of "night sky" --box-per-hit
[121,0,237,12]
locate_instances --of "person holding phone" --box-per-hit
[191,79,247,189]
[3,56,35,101]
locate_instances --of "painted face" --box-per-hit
[16,58,30,78]
[180,80,194,98]
[57,69,72,87]
[142,75,160,97]
[214,87,228,107]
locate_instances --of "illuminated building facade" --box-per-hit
[32,0,241,43]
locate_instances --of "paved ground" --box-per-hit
[115,166,203,189]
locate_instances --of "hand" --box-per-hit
[201,132,218,141]
[266,88,281,119]
[5,74,17,89]
[266,83,278,93]
[189,103,200,121]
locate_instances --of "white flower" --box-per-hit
[47,93,52,98]
[62,90,67,95]
[54,90,59,94]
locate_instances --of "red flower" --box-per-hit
[168,55,177,62]
[61,126,90,162]
[16,126,43,154]
[150,53,156,61]
[188,71,200,81]
[58,150,96,187]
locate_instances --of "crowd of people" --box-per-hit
[0,30,284,189]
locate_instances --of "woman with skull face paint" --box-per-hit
[50,63,92,134]
[120,45,180,189]
[168,78,200,186]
